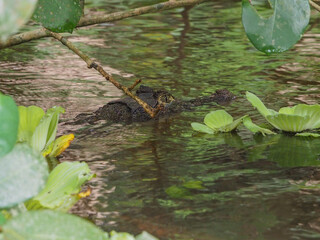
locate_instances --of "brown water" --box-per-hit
[1,0,320,239]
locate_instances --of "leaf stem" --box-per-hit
[46,30,160,118]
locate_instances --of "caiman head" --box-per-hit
[155,90,175,108]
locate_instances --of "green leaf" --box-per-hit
[0,93,19,158]
[242,0,310,53]
[0,212,6,225]
[18,106,45,143]
[26,162,94,211]
[110,231,135,240]
[165,186,191,199]
[2,210,109,240]
[220,115,247,132]
[182,180,204,190]
[266,114,309,132]
[295,132,320,138]
[136,232,159,240]
[191,122,215,134]
[246,91,275,117]
[292,104,320,129]
[243,116,276,136]
[0,0,37,41]
[204,110,233,130]
[0,144,48,208]
[32,0,82,33]
[31,106,65,152]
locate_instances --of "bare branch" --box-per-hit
[0,0,206,49]
[128,79,142,91]
[310,0,320,11]
[46,30,160,118]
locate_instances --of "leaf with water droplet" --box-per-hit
[32,0,82,33]
[242,0,310,53]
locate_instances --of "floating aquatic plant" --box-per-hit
[17,105,74,156]
[246,91,320,134]
[191,110,246,134]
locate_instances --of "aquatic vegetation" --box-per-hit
[18,105,68,154]
[191,110,246,134]
[25,162,94,211]
[246,91,320,134]
[0,93,19,157]
[0,93,159,240]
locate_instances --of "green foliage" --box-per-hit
[18,106,65,153]
[0,0,37,41]
[242,0,310,53]
[0,93,19,158]
[165,185,191,199]
[243,116,276,136]
[295,132,320,138]
[2,210,109,240]
[246,91,320,132]
[0,144,48,208]
[0,212,6,225]
[18,106,45,143]
[191,110,246,134]
[32,0,82,33]
[26,162,94,211]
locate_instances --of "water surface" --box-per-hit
[1,1,320,239]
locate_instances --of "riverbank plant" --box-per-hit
[0,93,157,240]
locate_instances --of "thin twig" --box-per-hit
[128,79,142,91]
[0,0,206,49]
[47,30,160,118]
[310,0,320,11]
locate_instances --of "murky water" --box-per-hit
[2,0,320,239]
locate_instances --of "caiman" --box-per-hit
[72,85,236,124]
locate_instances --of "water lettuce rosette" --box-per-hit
[191,110,247,134]
[246,91,320,133]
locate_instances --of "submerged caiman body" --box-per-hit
[73,85,236,124]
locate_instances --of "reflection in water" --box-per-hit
[2,0,320,239]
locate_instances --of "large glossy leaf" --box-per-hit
[243,116,276,135]
[0,0,37,41]
[31,106,65,152]
[204,110,233,130]
[26,162,94,211]
[2,210,109,240]
[0,144,48,208]
[0,93,19,158]
[18,106,45,143]
[32,0,82,33]
[242,0,310,53]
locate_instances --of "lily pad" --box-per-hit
[32,0,82,33]
[0,144,48,208]
[242,0,310,53]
